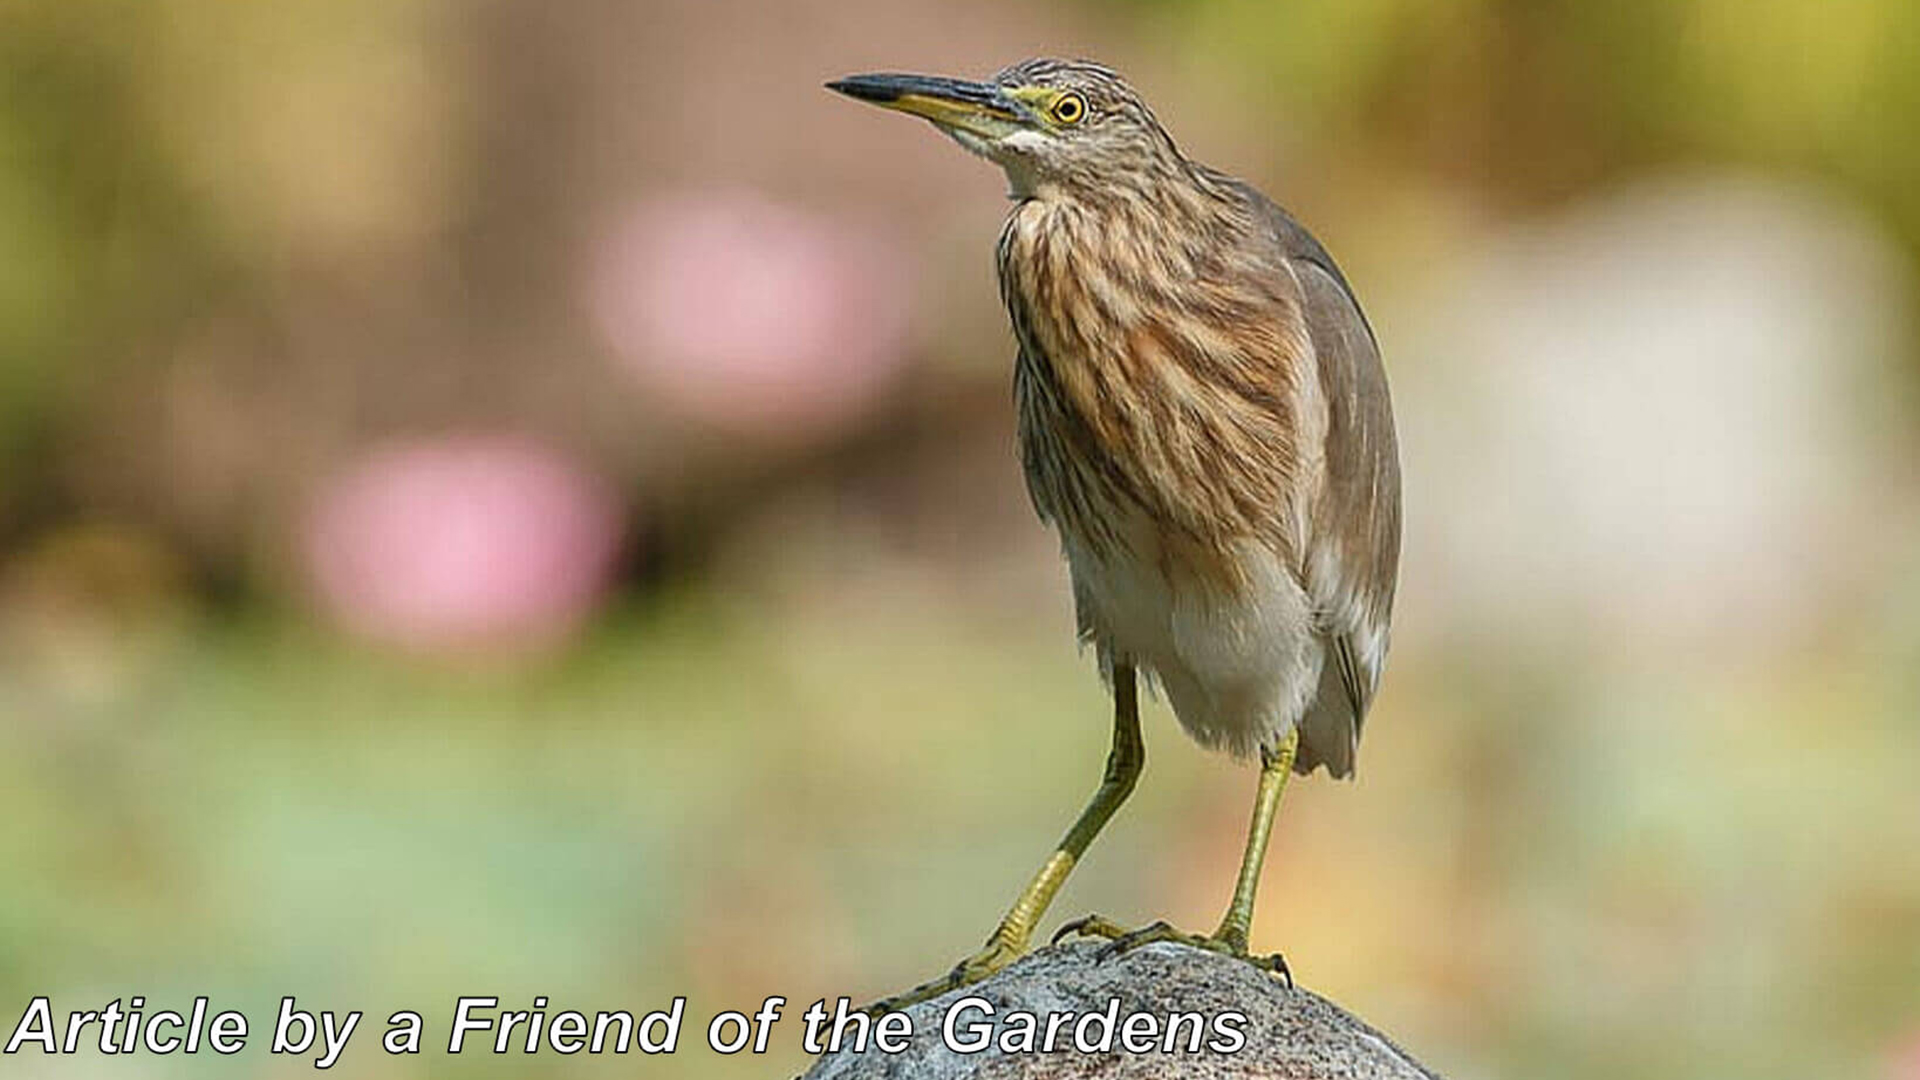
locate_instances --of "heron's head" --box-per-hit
[828,58,1185,198]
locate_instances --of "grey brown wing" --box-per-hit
[1253,199,1401,777]
[1295,255,1401,776]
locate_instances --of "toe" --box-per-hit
[1051,914,1102,944]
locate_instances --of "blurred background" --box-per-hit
[3,1,1918,1078]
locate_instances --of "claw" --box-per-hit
[1262,951,1294,989]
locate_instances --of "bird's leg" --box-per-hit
[864,662,1144,1013]
[1054,725,1300,986]
[1214,725,1299,951]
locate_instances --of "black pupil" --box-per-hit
[1059,98,1080,119]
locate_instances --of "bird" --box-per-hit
[827,58,1400,1010]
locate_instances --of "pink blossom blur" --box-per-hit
[305,436,625,653]
[588,189,911,441]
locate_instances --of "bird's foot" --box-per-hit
[860,931,1027,1015]
[1052,914,1291,988]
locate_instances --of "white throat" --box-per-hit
[939,125,1050,201]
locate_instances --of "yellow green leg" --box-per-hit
[866,662,1145,1013]
[1054,725,1300,985]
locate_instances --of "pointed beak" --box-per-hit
[826,72,1027,137]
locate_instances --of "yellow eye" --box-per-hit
[1049,93,1087,125]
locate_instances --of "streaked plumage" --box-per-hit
[991,58,1400,774]
[828,56,1401,1008]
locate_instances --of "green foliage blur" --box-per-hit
[2,1,1918,1079]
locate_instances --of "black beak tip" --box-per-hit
[825,75,898,103]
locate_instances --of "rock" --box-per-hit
[802,940,1442,1079]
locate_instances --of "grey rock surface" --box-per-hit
[803,940,1442,1079]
